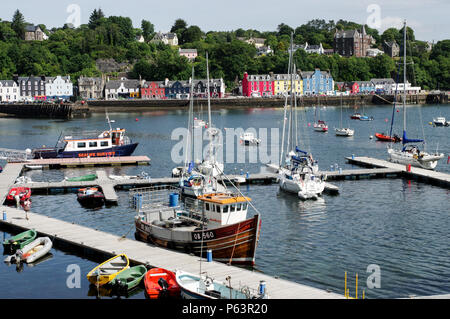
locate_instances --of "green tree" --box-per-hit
[11,9,26,39]
[182,25,203,44]
[141,20,154,42]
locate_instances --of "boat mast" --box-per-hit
[206,52,214,165]
[184,66,195,170]
[402,20,407,140]
[280,34,293,166]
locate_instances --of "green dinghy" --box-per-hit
[2,229,37,252]
[110,265,147,292]
[65,174,97,182]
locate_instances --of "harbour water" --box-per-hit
[0,104,449,298]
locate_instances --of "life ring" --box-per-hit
[103,132,110,138]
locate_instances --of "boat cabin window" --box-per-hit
[77,142,86,148]
[216,205,221,213]
[101,141,109,147]
[223,205,229,213]
[89,141,97,148]
[243,203,248,210]
[230,204,236,212]
[205,203,210,211]
[237,203,242,211]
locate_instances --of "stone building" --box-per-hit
[78,76,106,100]
[383,40,400,57]
[333,26,375,57]
[24,25,45,41]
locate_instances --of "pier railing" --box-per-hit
[0,148,30,162]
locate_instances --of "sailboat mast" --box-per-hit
[403,20,407,135]
[206,52,214,164]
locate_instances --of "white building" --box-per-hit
[45,76,73,100]
[0,80,19,102]
[385,82,422,94]
[105,78,141,100]
[150,32,178,46]
[366,48,384,57]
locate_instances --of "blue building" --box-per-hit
[164,80,190,99]
[356,81,376,94]
[301,69,334,95]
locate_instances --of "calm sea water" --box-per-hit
[0,104,449,299]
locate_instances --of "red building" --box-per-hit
[242,72,274,97]
[141,81,165,99]
[336,81,359,94]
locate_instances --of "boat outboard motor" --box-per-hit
[158,277,169,291]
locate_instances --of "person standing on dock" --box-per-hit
[23,199,31,220]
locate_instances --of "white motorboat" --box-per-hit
[433,117,447,127]
[240,132,261,145]
[335,128,354,136]
[176,270,268,299]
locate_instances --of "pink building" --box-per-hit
[179,48,198,61]
[242,72,274,97]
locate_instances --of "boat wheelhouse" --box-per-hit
[132,186,261,265]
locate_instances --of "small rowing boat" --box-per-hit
[77,187,105,208]
[87,254,129,286]
[110,265,147,292]
[144,268,180,299]
[5,187,31,205]
[5,237,53,264]
[65,174,97,182]
[2,229,37,252]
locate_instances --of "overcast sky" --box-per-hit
[1,0,448,42]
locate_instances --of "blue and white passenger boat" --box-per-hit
[32,115,138,159]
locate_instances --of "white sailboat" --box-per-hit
[335,95,354,136]
[197,52,224,178]
[179,62,225,197]
[387,20,444,170]
[277,33,325,200]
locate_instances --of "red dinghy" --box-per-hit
[6,187,31,204]
[144,268,180,299]
[375,133,402,143]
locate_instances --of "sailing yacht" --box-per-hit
[178,66,226,197]
[335,95,354,136]
[277,33,326,200]
[387,20,444,170]
[197,52,225,178]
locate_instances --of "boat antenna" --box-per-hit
[105,109,114,132]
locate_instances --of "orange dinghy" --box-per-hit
[144,268,180,299]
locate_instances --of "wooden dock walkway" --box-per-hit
[0,205,343,299]
[22,156,150,168]
[346,156,450,188]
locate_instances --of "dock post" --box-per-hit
[207,249,212,262]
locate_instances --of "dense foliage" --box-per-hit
[0,11,448,91]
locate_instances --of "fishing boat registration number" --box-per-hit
[192,231,215,241]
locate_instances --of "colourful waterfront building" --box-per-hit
[301,69,334,95]
[242,72,274,97]
[273,73,303,96]
[141,81,165,99]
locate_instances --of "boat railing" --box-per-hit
[129,185,180,213]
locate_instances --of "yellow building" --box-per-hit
[273,74,303,96]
